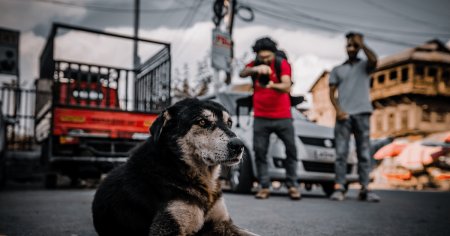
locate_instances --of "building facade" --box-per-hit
[309,40,450,138]
[370,39,450,138]
[308,71,335,127]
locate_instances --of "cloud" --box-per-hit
[291,54,337,95]
[0,0,86,33]
[16,31,45,87]
[132,22,346,95]
[12,21,348,94]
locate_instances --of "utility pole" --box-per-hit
[224,0,237,85]
[133,0,140,69]
[212,0,253,90]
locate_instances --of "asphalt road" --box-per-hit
[1,185,450,236]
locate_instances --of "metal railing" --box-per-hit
[39,23,171,114]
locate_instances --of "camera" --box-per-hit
[257,74,270,86]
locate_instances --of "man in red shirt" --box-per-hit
[239,37,300,200]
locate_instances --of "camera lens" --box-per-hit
[259,75,270,86]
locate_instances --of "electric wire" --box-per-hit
[174,0,210,57]
[17,0,210,14]
[248,1,422,47]
[263,0,450,37]
[362,0,449,30]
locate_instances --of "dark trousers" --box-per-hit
[334,113,371,188]
[253,118,298,188]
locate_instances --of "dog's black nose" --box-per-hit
[228,137,244,154]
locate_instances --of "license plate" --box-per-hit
[314,150,335,161]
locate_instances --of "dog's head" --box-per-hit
[150,98,244,166]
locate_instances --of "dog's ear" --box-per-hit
[149,111,170,144]
[150,98,198,143]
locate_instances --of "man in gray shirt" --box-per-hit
[328,32,380,202]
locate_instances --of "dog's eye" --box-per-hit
[227,120,232,128]
[198,119,207,127]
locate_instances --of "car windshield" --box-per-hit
[207,93,250,116]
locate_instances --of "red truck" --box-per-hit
[35,23,171,188]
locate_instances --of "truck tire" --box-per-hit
[0,158,5,189]
[40,138,50,165]
[41,139,58,189]
[228,148,253,194]
[0,117,6,189]
[44,173,57,189]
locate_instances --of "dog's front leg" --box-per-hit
[149,200,205,236]
[197,197,260,236]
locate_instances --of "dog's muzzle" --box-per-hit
[227,137,244,157]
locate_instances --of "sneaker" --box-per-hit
[288,187,301,200]
[330,190,345,201]
[255,188,270,199]
[359,190,380,203]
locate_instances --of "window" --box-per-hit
[401,110,408,129]
[422,109,431,122]
[428,67,437,78]
[370,76,374,88]
[376,115,383,131]
[390,70,398,81]
[415,65,424,78]
[401,68,409,83]
[388,113,395,130]
[443,69,450,87]
[436,112,445,123]
[378,74,385,84]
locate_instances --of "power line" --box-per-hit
[250,4,340,33]
[20,0,210,14]
[362,0,449,30]
[261,1,450,37]
[174,0,209,57]
[248,2,419,47]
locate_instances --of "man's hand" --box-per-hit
[252,64,272,75]
[352,33,364,48]
[351,33,377,72]
[336,110,349,121]
[265,80,274,89]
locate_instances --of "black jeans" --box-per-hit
[253,118,298,188]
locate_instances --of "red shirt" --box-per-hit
[246,59,292,119]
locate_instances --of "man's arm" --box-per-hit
[329,85,348,121]
[239,67,254,78]
[239,65,271,78]
[354,34,377,71]
[266,75,291,93]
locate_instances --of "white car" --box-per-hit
[202,92,359,196]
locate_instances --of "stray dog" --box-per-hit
[92,98,259,236]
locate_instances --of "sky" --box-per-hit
[1,0,450,99]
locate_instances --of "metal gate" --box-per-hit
[0,86,48,151]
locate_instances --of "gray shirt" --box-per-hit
[329,59,373,115]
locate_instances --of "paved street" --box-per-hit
[1,184,449,236]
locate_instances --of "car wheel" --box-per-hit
[229,148,253,194]
[321,182,335,197]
